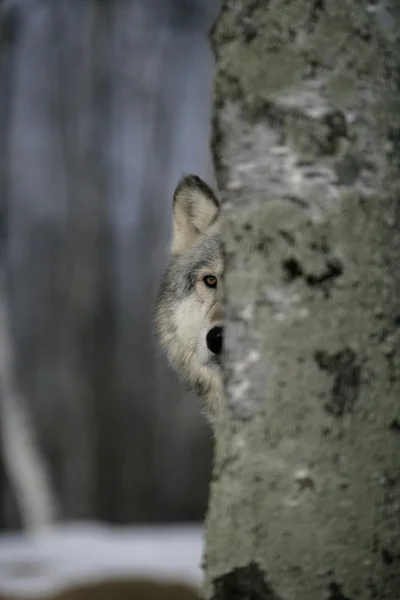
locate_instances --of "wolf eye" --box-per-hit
[203,275,217,288]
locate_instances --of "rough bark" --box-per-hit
[204,1,400,599]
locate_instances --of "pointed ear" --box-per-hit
[171,174,220,255]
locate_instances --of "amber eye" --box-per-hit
[203,275,217,288]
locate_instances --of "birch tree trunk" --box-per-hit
[204,2,400,598]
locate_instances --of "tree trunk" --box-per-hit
[204,1,400,599]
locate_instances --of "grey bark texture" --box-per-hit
[0,0,219,528]
[204,1,400,599]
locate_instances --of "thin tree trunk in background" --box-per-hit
[0,0,219,528]
[0,274,57,531]
[205,1,400,598]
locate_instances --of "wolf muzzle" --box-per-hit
[206,326,223,355]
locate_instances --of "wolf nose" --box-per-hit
[206,326,223,355]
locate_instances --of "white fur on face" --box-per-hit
[173,296,214,370]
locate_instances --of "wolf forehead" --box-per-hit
[159,235,223,301]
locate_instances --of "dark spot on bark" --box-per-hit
[381,547,396,565]
[296,473,316,491]
[235,0,266,26]
[243,22,257,43]
[319,110,348,154]
[307,58,320,77]
[310,0,325,24]
[321,425,331,437]
[282,194,309,208]
[382,469,397,489]
[211,562,282,600]
[353,22,372,43]
[335,154,361,185]
[306,258,343,287]
[362,157,378,172]
[211,112,229,189]
[387,124,400,167]
[324,111,348,139]
[326,581,354,600]
[317,567,334,578]
[394,314,400,326]
[278,229,295,246]
[246,99,285,128]
[256,236,270,253]
[367,577,379,598]
[389,418,400,433]
[282,257,303,281]
[314,348,361,417]
[310,237,329,254]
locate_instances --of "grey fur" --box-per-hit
[154,175,224,423]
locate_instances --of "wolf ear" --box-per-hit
[171,174,220,255]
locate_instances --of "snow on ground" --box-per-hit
[0,522,204,598]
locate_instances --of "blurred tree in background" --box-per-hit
[0,0,220,529]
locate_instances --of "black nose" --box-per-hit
[206,326,223,355]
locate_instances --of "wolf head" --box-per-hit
[155,175,224,419]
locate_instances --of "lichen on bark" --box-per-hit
[204,1,400,599]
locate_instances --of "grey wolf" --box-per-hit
[154,175,224,422]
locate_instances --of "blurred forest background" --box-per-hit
[0,0,220,530]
